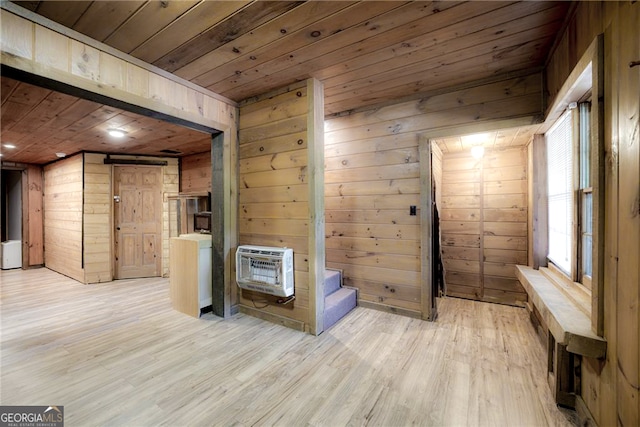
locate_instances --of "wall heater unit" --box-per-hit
[236,245,294,297]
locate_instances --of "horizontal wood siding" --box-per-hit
[325,75,542,317]
[238,83,310,329]
[441,147,528,305]
[43,154,83,282]
[180,151,212,193]
[83,153,111,283]
[441,152,482,301]
[482,147,528,305]
[325,123,421,315]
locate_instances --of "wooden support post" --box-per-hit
[211,132,226,318]
[307,78,325,335]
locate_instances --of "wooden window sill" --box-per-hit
[515,265,606,359]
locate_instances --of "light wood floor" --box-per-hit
[1,268,575,426]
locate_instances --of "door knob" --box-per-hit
[114,195,121,203]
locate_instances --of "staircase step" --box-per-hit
[324,287,357,331]
[324,269,341,296]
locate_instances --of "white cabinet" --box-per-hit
[169,234,212,317]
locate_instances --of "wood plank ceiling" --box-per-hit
[1,76,211,164]
[3,1,571,164]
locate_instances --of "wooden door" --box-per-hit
[113,166,162,279]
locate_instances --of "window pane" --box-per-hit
[579,102,591,189]
[546,111,573,274]
[582,192,593,277]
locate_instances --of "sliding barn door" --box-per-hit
[113,166,162,279]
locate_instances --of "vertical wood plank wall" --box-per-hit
[43,155,83,282]
[440,147,527,305]
[237,82,313,331]
[545,2,639,426]
[180,152,212,193]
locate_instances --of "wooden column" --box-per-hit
[211,132,226,318]
[307,78,325,335]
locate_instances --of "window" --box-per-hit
[545,102,592,285]
[578,102,592,285]
[535,35,603,335]
[546,111,573,274]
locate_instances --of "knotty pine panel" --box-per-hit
[83,153,112,283]
[237,82,311,328]
[325,110,421,314]
[324,71,543,316]
[43,154,84,282]
[325,178,420,198]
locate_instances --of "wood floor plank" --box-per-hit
[0,268,575,426]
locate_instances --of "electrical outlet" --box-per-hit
[410,205,417,216]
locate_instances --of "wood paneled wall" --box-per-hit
[0,9,236,132]
[237,80,324,333]
[1,8,238,300]
[83,153,111,283]
[324,74,542,317]
[324,125,422,316]
[43,154,83,282]
[81,153,178,283]
[440,147,527,306]
[22,165,43,266]
[180,151,212,193]
[432,143,443,211]
[545,2,639,426]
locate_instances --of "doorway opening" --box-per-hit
[1,169,23,269]
[430,130,531,306]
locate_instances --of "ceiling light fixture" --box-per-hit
[471,145,485,159]
[3,143,16,149]
[107,128,127,138]
[56,152,66,158]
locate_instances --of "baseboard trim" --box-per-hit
[359,300,421,319]
[239,305,306,332]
